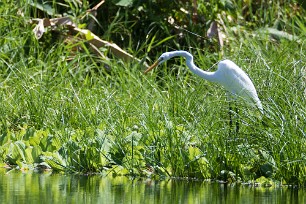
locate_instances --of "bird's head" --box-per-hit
[144,52,171,74]
[157,52,171,64]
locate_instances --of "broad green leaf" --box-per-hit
[256,176,273,187]
[0,131,9,145]
[51,134,62,149]
[31,146,43,163]
[115,0,133,7]
[14,141,26,162]
[188,146,201,160]
[25,147,34,164]
[28,1,54,15]
[29,130,48,146]
[23,127,35,141]
[23,145,42,164]
[41,152,66,171]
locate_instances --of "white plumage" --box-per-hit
[145,51,263,113]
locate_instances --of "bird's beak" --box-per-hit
[144,60,159,74]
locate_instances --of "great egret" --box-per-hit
[144,50,263,132]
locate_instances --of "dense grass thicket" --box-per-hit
[0,0,305,186]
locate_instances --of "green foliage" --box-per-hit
[0,0,305,187]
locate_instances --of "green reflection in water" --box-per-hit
[0,168,305,204]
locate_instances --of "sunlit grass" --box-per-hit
[0,0,305,187]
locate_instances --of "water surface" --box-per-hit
[0,169,305,204]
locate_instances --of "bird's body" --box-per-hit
[145,51,263,113]
[213,60,262,111]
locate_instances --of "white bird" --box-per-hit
[144,51,263,132]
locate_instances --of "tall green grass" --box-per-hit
[0,0,305,186]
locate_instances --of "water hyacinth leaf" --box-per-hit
[41,152,66,171]
[198,156,211,178]
[125,131,142,146]
[122,146,146,172]
[29,135,40,146]
[96,129,112,152]
[51,134,62,149]
[13,141,26,162]
[95,141,112,166]
[6,141,25,165]
[108,165,130,176]
[40,134,49,151]
[31,146,43,163]
[41,134,62,152]
[259,149,276,167]
[15,128,27,141]
[100,152,110,166]
[29,130,48,146]
[0,132,9,146]
[188,146,201,160]
[256,176,273,187]
[6,144,18,164]
[23,127,35,141]
[25,147,34,164]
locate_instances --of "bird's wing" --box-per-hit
[215,60,263,111]
[220,66,259,103]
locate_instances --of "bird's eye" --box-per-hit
[159,57,164,62]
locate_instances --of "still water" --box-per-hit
[0,169,305,204]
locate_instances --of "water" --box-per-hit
[0,169,305,204]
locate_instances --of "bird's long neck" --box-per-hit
[168,51,218,82]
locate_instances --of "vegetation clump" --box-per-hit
[0,0,305,187]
